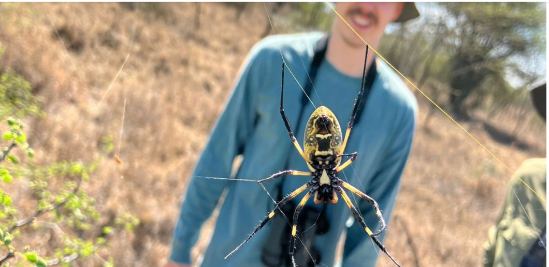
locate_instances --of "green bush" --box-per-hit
[0,43,137,267]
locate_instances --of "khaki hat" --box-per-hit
[394,3,420,23]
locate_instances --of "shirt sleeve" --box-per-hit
[169,46,263,264]
[482,159,546,267]
[342,107,416,267]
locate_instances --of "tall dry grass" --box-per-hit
[0,3,545,267]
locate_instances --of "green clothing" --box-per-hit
[483,158,547,267]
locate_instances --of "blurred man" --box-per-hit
[168,3,419,267]
[483,84,546,267]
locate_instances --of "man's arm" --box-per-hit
[342,109,416,267]
[168,47,263,265]
[483,159,546,267]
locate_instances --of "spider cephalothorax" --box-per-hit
[225,45,402,267]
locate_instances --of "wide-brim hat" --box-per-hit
[394,3,420,23]
[531,83,546,121]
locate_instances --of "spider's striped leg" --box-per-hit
[289,189,315,257]
[336,187,402,267]
[258,170,312,184]
[335,152,357,172]
[224,183,311,259]
[280,62,313,170]
[339,45,369,156]
[340,181,386,236]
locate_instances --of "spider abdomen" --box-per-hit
[303,106,343,165]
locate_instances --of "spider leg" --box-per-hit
[280,62,314,170]
[339,45,369,155]
[335,152,357,172]
[224,183,311,259]
[289,189,315,258]
[336,187,402,267]
[340,181,386,236]
[257,170,312,184]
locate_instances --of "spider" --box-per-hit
[225,45,402,267]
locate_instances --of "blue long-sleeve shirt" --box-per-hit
[170,32,418,267]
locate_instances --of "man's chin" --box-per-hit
[341,34,366,49]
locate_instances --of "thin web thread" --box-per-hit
[97,53,130,109]
[116,92,127,158]
[258,182,330,267]
[263,3,317,110]
[325,2,546,204]
[263,5,337,265]
[47,14,80,79]
[512,188,546,249]
[339,168,386,267]
[271,3,325,109]
[194,174,332,267]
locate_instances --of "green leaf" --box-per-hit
[0,228,3,240]
[6,155,18,164]
[25,251,38,263]
[2,174,12,183]
[102,226,114,235]
[3,233,12,246]
[2,194,12,205]
[14,133,26,143]
[96,237,106,245]
[36,257,47,267]
[27,148,35,158]
[3,132,12,141]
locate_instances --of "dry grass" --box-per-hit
[0,3,545,267]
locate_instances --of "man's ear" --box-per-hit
[392,3,405,22]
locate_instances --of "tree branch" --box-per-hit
[37,221,111,266]
[0,250,14,265]
[0,143,17,164]
[7,175,83,233]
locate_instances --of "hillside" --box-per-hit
[0,3,545,267]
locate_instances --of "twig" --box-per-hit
[7,175,83,233]
[0,251,14,265]
[0,143,18,265]
[46,253,79,266]
[0,143,17,164]
[394,215,421,267]
[37,221,109,266]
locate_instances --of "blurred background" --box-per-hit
[0,2,545,267]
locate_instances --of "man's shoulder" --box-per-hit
[375,60,418,116]
[512,158,546,188]
[249,32,325,62]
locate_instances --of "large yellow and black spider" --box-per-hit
[225,46,402,267]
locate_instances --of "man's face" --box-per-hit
[334,3,404,48]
